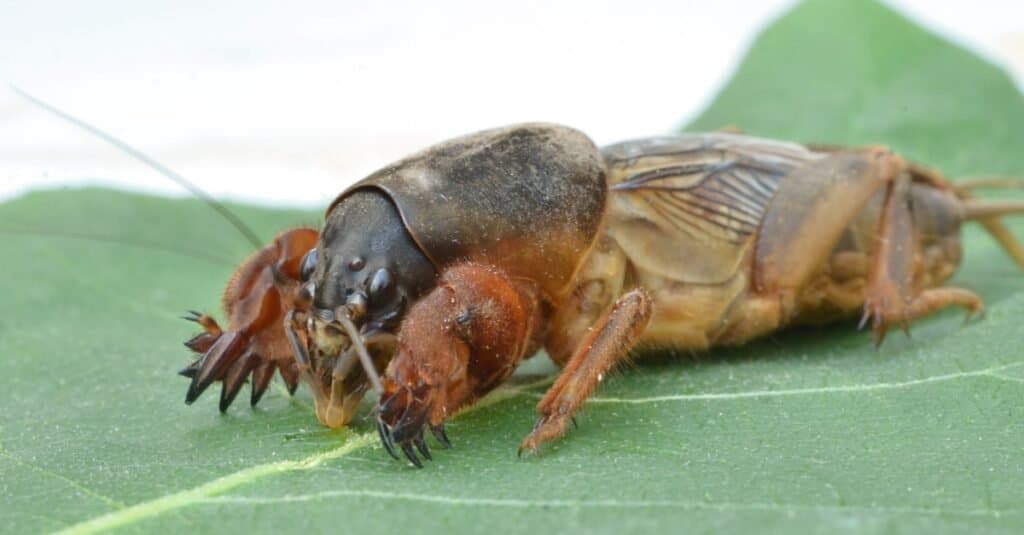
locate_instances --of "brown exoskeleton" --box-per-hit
[171,124,1024,467]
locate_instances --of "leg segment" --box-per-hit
[754,149,985,343]
[861,286,983,345]
[904,288,983,322]
[180,228,318,411]
[857,173,984,343]
[859,176,916,344]
[520,288,653,455]
[755,147,904,298]
[376,262,545,467]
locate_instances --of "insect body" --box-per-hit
[180,124,1024,467]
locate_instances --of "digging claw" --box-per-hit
[430,424,452,449]
[413,433,432,461]
[178,363,199,378]
[376,390,451,466]
[401,442,423,468]
[249,361,275,407]
[180,323,287,412]
[376,418,400,460]
[376,415,432,467]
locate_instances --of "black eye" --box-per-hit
[300,248,318,281]
[348,257,365,271]
[368,268,393,297]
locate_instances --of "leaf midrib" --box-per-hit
[50,361,1024,533]
[53,434,377,535]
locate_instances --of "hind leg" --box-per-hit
[753,149,982,344]
[859,177,983,343]
[754,147,904,300]
[861,287,982,345]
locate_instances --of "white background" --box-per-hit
[1,0,1022,207]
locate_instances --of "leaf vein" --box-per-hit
[53,433,377,535]
[588,362,1024,404]
[198,489,1017,519]
[50,376,552,534]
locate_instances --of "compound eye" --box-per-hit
[299,248,318,282]
[368,267,393,298]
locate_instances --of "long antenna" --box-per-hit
[10,85,264,249]
[962,200,1024,220]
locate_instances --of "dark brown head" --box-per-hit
[298,188,436,427]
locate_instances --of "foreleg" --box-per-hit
[376,262,545,467]
[180,228,318,411]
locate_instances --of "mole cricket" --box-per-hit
[21,91,1024,468]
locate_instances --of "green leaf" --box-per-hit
[2,1,1023,533]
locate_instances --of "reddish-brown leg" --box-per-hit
[180,227,318,411]
[859,178,985,345]
[519,288,653,455]
[377,262,545,467]
[749,149,982,345]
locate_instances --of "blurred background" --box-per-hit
[2,0,1021,207]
